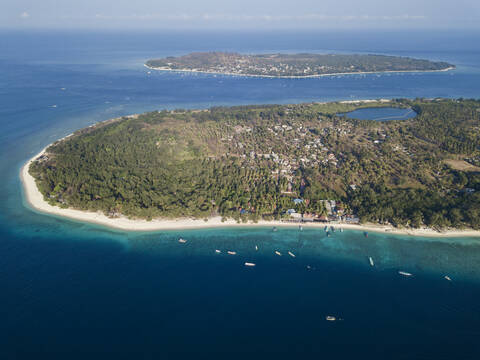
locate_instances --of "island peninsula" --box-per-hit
[23,99,480,235]
[145,52,455,78]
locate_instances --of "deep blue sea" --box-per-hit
[1,30,480,359]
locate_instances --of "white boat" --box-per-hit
[215,249,221,253]
[306,265,312,270]
[227,251,236,255]
[288,251,296,258]
[325,316,336,321]
[255,245,258,251]
[369,257,374,267]
[178,238,187,243]
[444,275,452,281]
[244,262,256,267]
[398,271,413,276]
[51,104,57,108]
[275,251,282,256]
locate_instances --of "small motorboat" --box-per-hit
[227,251,237,255]
[325,316,336,321]
[340,228,344,232]
[255,245,258,251]
[306,265,312,270]
[369,257,374,267]
[275,251,282,256]
[215,249,221,253]
[272,227,278,232]
[178,238,187,243]
[324,226,328,231]
[398,271,413,277]
[299,225,303,231]
[288,251,296,258]
[364,232,369,238]
[244,262,256,267]
[444,275,452,281]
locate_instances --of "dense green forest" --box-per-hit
[29,99,480,229]
[145,52,454,77]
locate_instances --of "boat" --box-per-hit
[227,251,237,255]
[288,251,296,258]
[340,228,344,232]
[324,226,328,231]
[369,257,374,267]
[306,265,312,270]
[178,238,187,243]
[51,104,57,108]
[331,226,335,232]
[398,271,413,276]
[299,225,303,231]
[275,251,282,256]
[325,316,336,321]
[244,262,256,267]
[272,226,277,232]
[215,249,221,253]
[364,232,369,238]
[326,231,330,237]
[444,275,452,281]
[255,245,258,251]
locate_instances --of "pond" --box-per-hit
[339,107,417,121]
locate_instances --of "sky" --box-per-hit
[1,0,479,30]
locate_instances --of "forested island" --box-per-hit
[29,99,480,230]
[145,52,454,77]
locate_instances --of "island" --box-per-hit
[24,98,480,235]
[145,52,455,78]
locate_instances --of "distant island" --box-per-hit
[24,98,480,235]
[145,52,455,78]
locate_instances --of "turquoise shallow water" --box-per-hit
[2,30,480,358]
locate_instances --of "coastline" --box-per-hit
[144,64,456,79]
[21,145,480,237]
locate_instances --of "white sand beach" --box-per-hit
[144,63,456,79]
[20,146,480,237]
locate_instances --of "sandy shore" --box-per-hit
[144,64,456,79]
[21,146,480,237]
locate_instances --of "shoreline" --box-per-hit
[21,146,480,237]
[144,64,456,79]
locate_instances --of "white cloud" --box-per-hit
[20,12,30,19]
[90,13,427,23]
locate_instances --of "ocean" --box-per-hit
[1,29,480,359]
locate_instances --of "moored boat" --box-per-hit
[326,316,336,321]
[275,251,282,256]
[398,271,412,276]
[227,251,237,255]
[369,257,374,267]
[244,262,256,267]
[444,275,452,281]
[178,238,187,243]
[215,249,221,253]
[288,251,296,258]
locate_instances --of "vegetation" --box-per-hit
[145,52,454,77]
[29,99,480,229]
